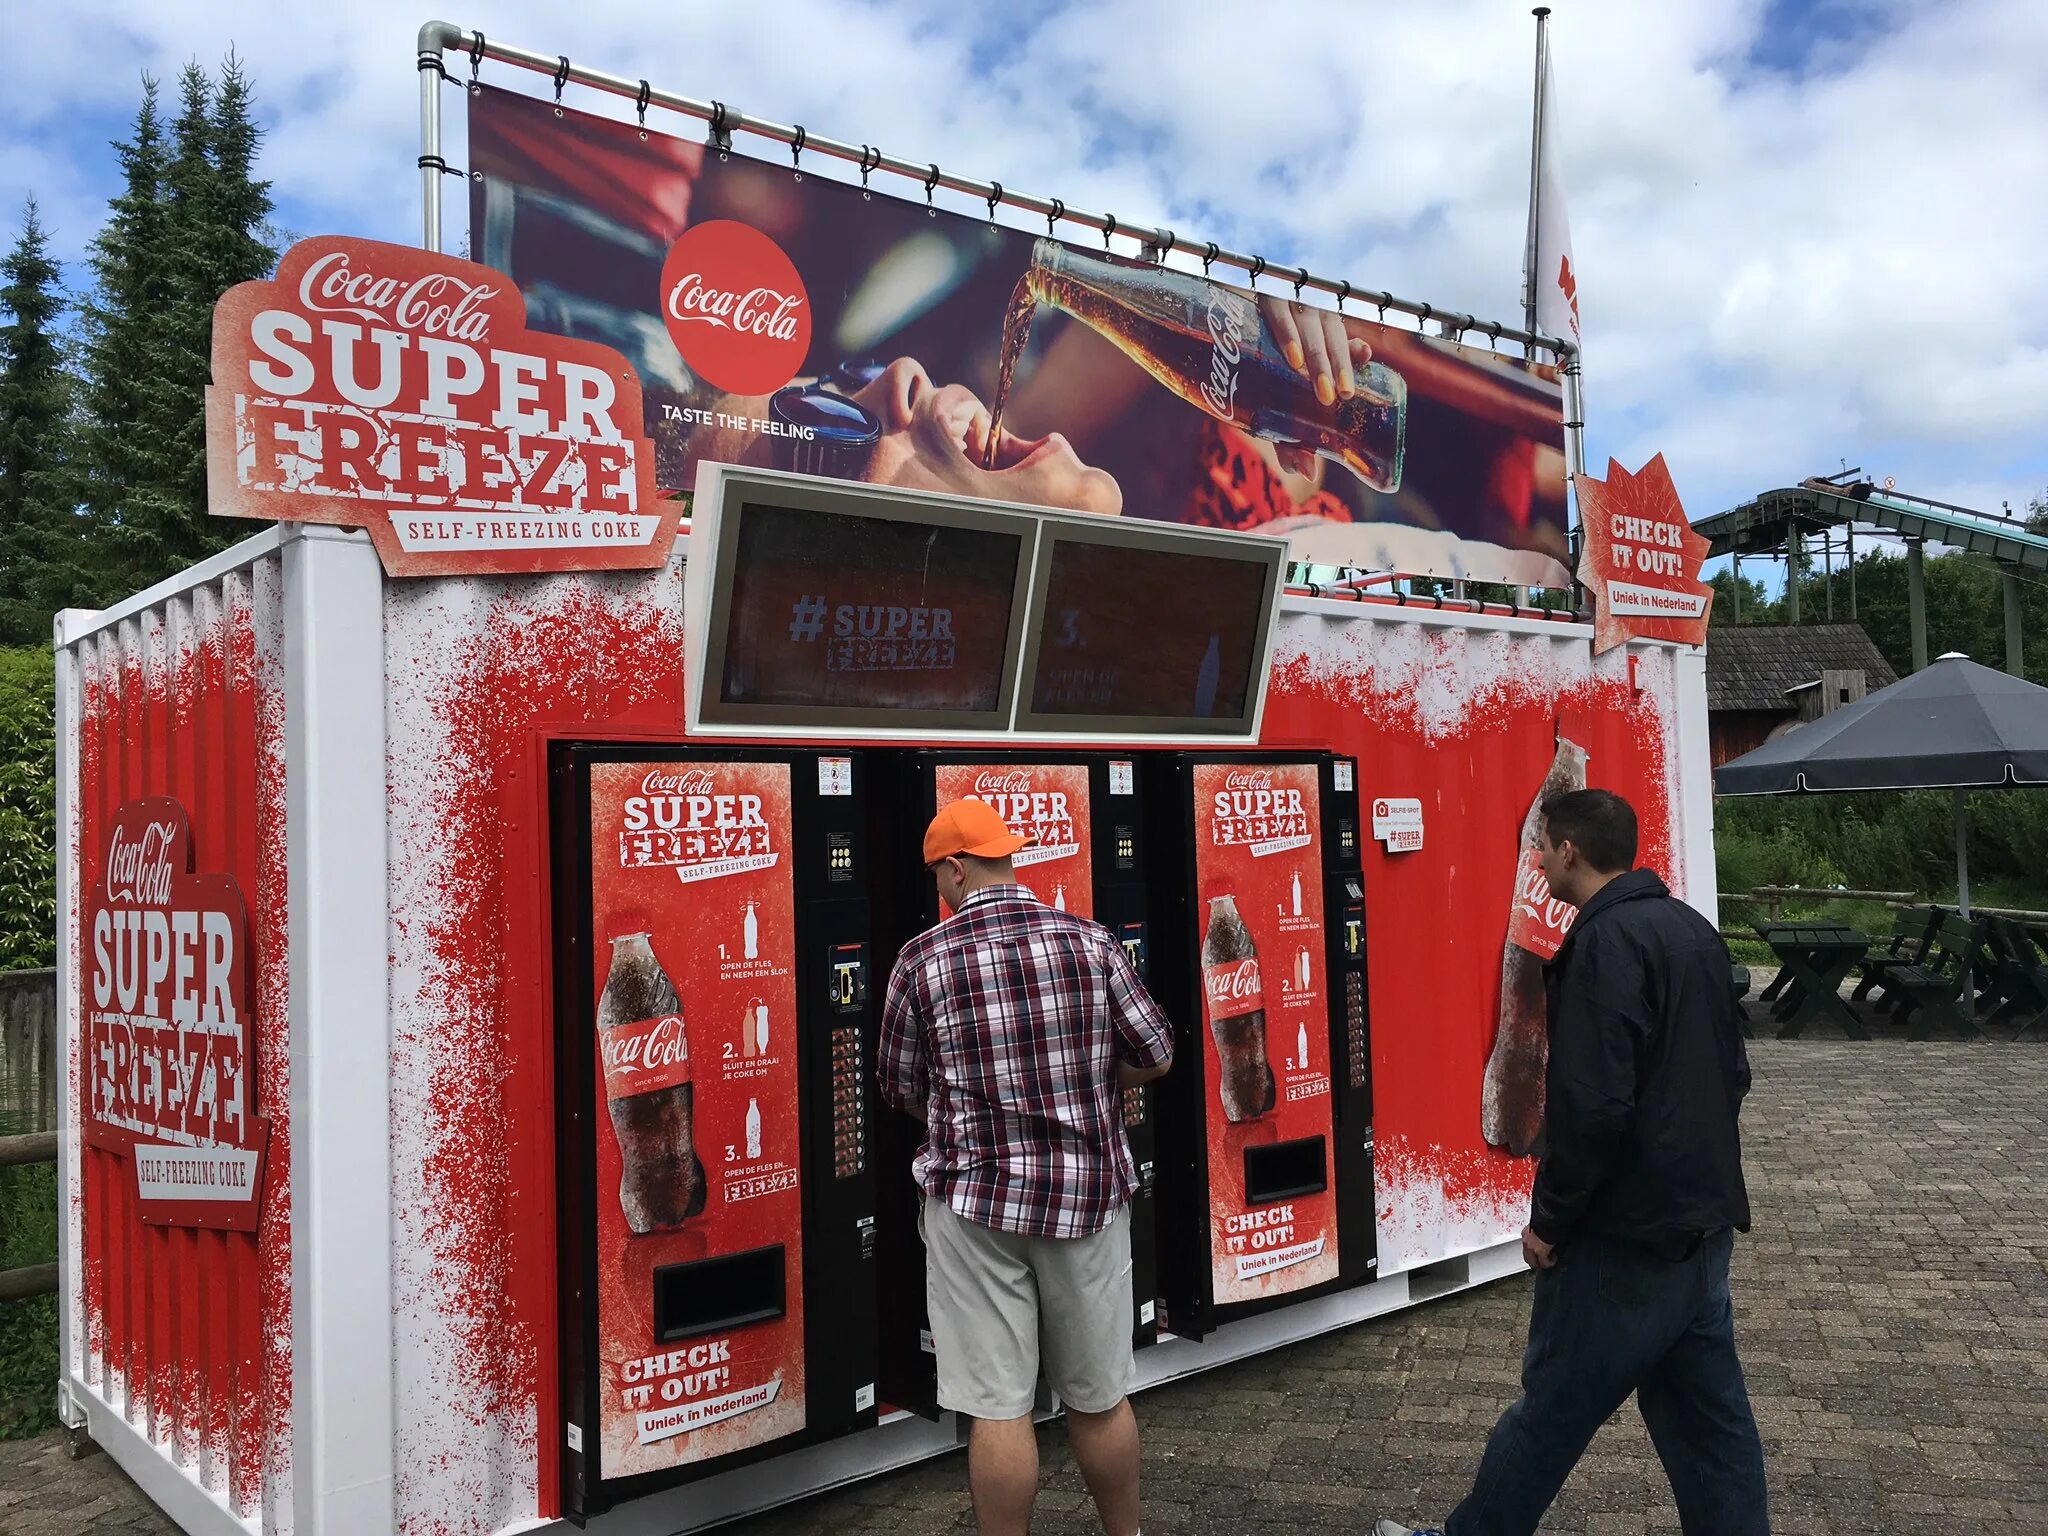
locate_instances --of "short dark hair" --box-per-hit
[1540,789,1637,874]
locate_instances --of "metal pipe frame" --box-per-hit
[414,20,1578,365]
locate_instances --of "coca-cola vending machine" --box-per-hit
[550,746,880,1516]
[1143,752,1375,1340]
[869,752,1160,1420]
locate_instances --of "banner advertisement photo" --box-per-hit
[82,798,268,1231]
[1190,762,1338,1305]
[205,234,676,576]
[584,760,807,1476]
[468,86,1571,586]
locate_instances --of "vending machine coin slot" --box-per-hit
[829,944,868,1011]
[1117,919,1148,976]
[653,1245,788,1341]
[1242,1137,1329,1205]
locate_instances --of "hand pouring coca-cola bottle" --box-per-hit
[988,239,1406,493]
[1480,734,1589,1158]
[598,933,708,1231]
[1202,895,1277,1122]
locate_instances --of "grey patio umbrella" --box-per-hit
[1714,653,2048,914]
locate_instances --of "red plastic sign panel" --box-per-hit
[1574,454,1713,654]
[932,763,1094,917]
[588,761,806,1474]
[1191,763,1338,1305]
[205,235,676,577]
[82,799,268,1231]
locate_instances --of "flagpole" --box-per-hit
[1522,7,1551,355]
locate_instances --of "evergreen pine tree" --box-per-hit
[80,75,174,580]
[0,199,80,644]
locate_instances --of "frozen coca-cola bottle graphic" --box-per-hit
[1481,733,1589,1157]
[1202,895,1277,1122]
[597,933,708,1232]
[988,239,1406,492]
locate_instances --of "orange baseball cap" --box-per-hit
[923,797,1035,864]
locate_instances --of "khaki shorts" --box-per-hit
[921,1195,1135,1419]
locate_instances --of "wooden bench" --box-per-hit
[1853,905,1941,1010]
[1889,914,1989,1041]
[1982,917,2048,1039]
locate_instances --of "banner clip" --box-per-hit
[858,145,880,198]
[1335,280,1351,310]
[1143,226,1175,265]
[924,163,940,215]
[635,79,651,135]
[791,124,806,178]
[1101,213,1116,249]
[1202,242,1218,275]
[1046,198,1063,236]
[1292,266,1308,301]
[1247,255,1266,288]
[468,31,484,83]
[552,55,570,113]
[986,180,1001,226]
[709,100,734,156]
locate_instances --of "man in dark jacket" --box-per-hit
[1376,788,1768,1536]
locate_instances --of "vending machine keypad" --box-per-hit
[1345,973,1367,1092]
[831,1024,866,1178]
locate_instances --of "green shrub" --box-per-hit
[0,645,56,971]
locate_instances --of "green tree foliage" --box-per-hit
[0,646,54,971]
[80,59,276,581]
[0,201,83,645]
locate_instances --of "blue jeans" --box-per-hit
[1447,1228,1769,1536]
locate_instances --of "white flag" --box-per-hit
[1529,47,1581,346]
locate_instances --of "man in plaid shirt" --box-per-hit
[880,796,1174,1536]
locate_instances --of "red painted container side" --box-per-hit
[65,559,292,1523]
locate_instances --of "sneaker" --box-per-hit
[1372,1523,1446,1536]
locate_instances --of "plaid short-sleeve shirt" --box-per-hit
[877,885,1175,1239]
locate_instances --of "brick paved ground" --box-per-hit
[7,1038,2046,1534]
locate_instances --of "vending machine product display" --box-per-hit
[869,752,1160,1418]
[1144,753,1375,1339]
[551,747,880,1515]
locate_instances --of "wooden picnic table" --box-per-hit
[1754,922,1872,1039]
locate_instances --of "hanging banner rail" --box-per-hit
[414,20,1577,364]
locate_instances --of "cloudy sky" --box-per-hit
[5,0,2045,561]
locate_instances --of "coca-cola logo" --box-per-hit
[1205,958,1263,1007]
[1200,291,1250,419]
[1223,769,1274,792]
[659,221,812,395]
[603,1014,689,1078]
[972,769,1034,796]
[104,819,180,906]
[1514,863,1577,937]
[641,767,718,797]
[296,249,496,342]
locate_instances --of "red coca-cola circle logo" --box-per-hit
[659,221,812,395]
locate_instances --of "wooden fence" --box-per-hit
[0,968,57,1302]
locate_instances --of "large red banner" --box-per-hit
[1191,762,1337,1304]
[468,86,1570,588]
[587,760,806,1474]
[206,235,676,577]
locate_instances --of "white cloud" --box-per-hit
[3,0,2043,522]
